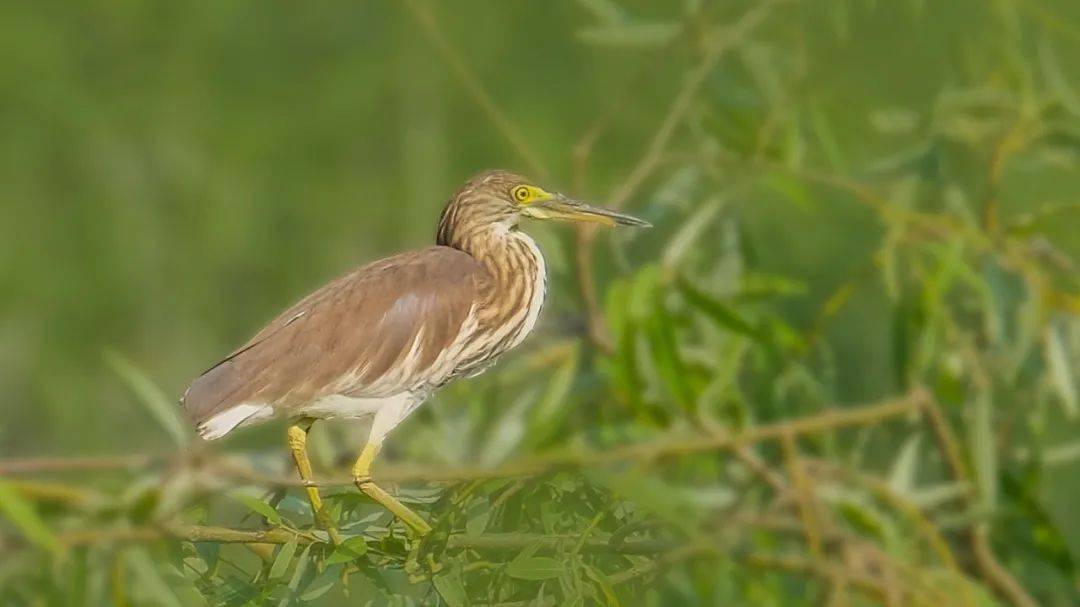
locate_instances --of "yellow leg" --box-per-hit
[287,419,342,544]
[352,442,432,536]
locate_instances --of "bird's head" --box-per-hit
[438,170,649,246]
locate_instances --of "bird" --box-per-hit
[179,170,649,538]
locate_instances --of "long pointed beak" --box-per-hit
[525,194,651,227]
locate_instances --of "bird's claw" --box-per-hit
[405,553,444,583]
[405,540,422,577]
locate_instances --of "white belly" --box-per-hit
[299,392,415,420]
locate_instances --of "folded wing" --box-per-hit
[180,246,488,438]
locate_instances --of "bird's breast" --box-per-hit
[446,233,548,381]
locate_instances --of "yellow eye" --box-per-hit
[512,186,531,203]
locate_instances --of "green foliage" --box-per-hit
[2,0,1080,606]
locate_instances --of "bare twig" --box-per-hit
[0,454,156,475]
[607,543,715,585]
[401,0,548,179]
[2,391,927,489]
[58,524,316,547]
[53,525,671,555]
[1,480,105,507]
[780,431,824,558]
[804,459,969,604]
[604,0,787,215]
[568,4,712,352]
[215,391,928,487]
[573,0,787,349]
[919,391,1038,607]
[744,553,894,604]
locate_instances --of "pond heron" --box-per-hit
[180,170,649,538]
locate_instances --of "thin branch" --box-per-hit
[744,553,894,604]
[401,0,548,180]
[607,543,715,585]
[970,524,1038,607]
[448,532,668,555]
[780,431,824,558]
[2,391,927,489]
[921,391,971,481]
[568,4,713,353]
[54,525,671,555]
[919,391,1038,607]
[58,524,315,547]
[0,454,156,475]
[574,0,787,349]
[605,0,787,214]
[1,480,106,507]
[803,459,967,592]
[216,391,928,488]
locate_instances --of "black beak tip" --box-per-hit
[619,216,652,228]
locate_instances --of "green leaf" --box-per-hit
[888,433,922,494]
[645,300,695,414]
[661,197,725,272]
[105,350,189,447]
[583,565,621,606]
[969,391,997,511]
[587,470,702,536]
[836,500,886,542]
[232,494,282,526]
[677,277,764,342]
[810,103,847,170]
[735,273,807,301]
[577,23,679,48]
[465,498,492,536]
[324,535,368,565]
[505,556,564,581]
[910,482,969,509]
[575,0,625,24]
[1045,324,1078,418]
[1039,40,1080,117]
[278,545,311,606]
[526,346,580,448]
[891,293,926,388]
[298,566,341,601]
[829,0,850,40]
[196,540,220,572]
[764,171,814,210]
[432,567,468,607]
[0,480,61,554]
[478,387,535,466]
[268,539,297,580]
[126,548,182,607]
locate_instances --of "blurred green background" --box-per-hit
[2,1,1079,605]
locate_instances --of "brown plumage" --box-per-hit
[181,247,489,432]
[179,169,648,535]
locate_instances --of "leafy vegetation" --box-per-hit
[1,0,1079,605]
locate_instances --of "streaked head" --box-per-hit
[438,170,649,246]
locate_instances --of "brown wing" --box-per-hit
[180,246,489,428]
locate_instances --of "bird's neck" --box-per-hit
[445,224,543,290]
[443,225,548,350]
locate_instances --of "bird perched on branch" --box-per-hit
[180,170,649,538]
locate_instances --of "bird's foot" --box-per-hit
[354,478,433,537]
[405,542,444,583]
[314,506,343,545]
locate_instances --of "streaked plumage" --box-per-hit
[184,246,493,439]
[179,169,647,535]
[182,171,552,442]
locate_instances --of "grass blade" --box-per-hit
[0,480,60,554]
[105,350,189,447]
